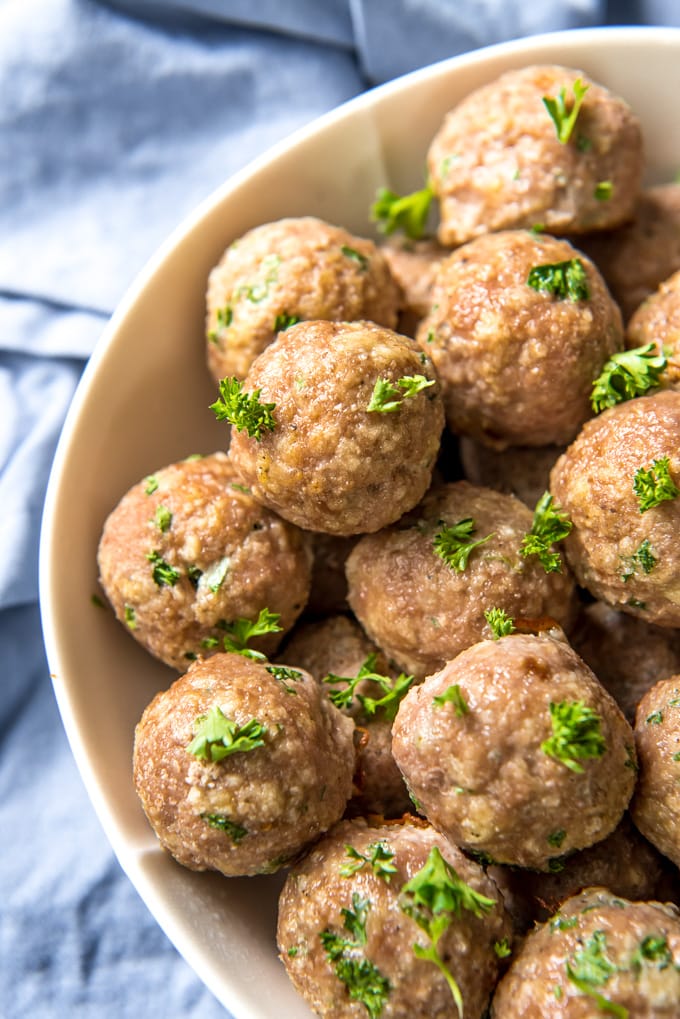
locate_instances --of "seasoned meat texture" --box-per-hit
[626,267,680,388]
[307,533,357,617]
[227,320,444,534]
[392,633,636,870]
[460,438,565,509]
[206,217,401,381]
[133,653,355,876]
[97,452,311,669]
[350,719,412,818]
[550,390,680,626]
[491,887,680,1017]
[346,481,577,680]
[277,818,511,1019]
[380,237,448,336]
[416,230,622,448]
[489,815,665,932]
[571,601,680,723]
[581,183,680,321]
[428,65,643,246]
[631,676,680,868]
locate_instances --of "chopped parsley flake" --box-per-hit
[201,813,248,843]
[154,504,172,532]
[238,254,281,303]
[542,78,590,144]
[565,930,628,1018]
[341,244,369,270]
[520,491,572,573]
[633,457,680,513]
[494,938,512,959]
[91,593,106,609]
[547,829,567,848]
[631,934,673,970]
[146,550,180,587]
[594,180,613,201]
[370,183,434,240]
[621,539,657,582]
[187,706,266,762]
[527,258,590,301]
[124,604,137,629]
[266,664,303,694]
[273,312,301,332]
[210,376,276,440]
[433,517,495,572]
[591,344,667,412]
[323,653,414,723]
[340,842,397,882]
[432,684,469,716]
[550,914,578,933]
[321,894,390,1019]
[484,607,515,639]
[646,710,663,725]
[541,700,606,773]
[208,305,233,343]
[366,374,435,413]
[219,608,282,660]
[143,474,159,495]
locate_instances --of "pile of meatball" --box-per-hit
[97,63,680,1018]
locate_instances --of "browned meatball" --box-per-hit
[550,391,680,627]
[571,601,680,723]
[97,452,311,669]
[380,236,448,336]
[428,65,643,246]
[491,887,680,1017]
[631,676,680,868]
[306,533,357,617]
[460,438,565,509]
[392,633,636,870]
[581,183,680,320]
[416,230,622,448]
[277,817,512,1019]
[346,481,577,680]
[206,217,402,381]
[626,268,680,388]
[133,653,355,876]
[226,320,444,535]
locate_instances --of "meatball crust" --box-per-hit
[491,887,680,1018]
[346,481,577,680]
[550,390,680,626]
[416,230,622,448]
[133,653,355,876]
[97,452,311,669]
[460,438,565,509]
[631,676,680,868]
[277,818,511,1019]
[626,267,680,388]
[392,633,636,870]
[581,183,680,321]
[227,320,444,535]
[206,217,401,381]
[428,65,643,247]
[380,237,448,336]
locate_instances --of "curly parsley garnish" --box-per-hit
[520,491,572,573]
[187,706,266,762]
[323,653,414,723]
[565,930,628,1018]
[527,258,590,301]
[433,518,495,572]
[399,846,496,1017]
[542,78,589,144]
[621,539,657,582]
[366,374,435,413]
[146,550,180,587]
[541,700,606,773]
[432,684,469,716]
[340,842,397,882]
[201,813,248,843]
[633,456,680,513]
[266,664,303,694]
[219,608,282,660]
[320,894,390,1019]
[591,344,667,412]
[370,182,434,240]
[210,376,276,440]
[484,607,516,639]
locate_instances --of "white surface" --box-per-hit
[40,26,680,1019]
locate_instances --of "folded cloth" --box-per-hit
[1,1,675,1016]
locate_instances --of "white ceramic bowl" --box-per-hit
[40,26,680,1019]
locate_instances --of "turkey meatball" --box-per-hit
[226,320,444,534]
[428,65,643,246]
[277,817,511,1019]
[550,390,680,626]
[206,217,401,381]
[392,633,636,870]
[460,438,565,508]
[97,452,311,669]
[631,676,680,868]
[133,653,355,876]
[626,267,680,388]
[416,230,622,448]
[380,236,448,336]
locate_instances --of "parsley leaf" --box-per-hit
[527,258,590,301]
[633,457,680,513]
[541,700,606,773]
[432,684,469,716]
[323,653,414,723]
[146,550,180,587]
[219,608,282,660]
[370,183,434,240]
[433,518,495,572]
[366,374,435,413]
[210,376,276,440]
[484,607,516,639]
[340,842,398,882]
[273,312,301,332]
[542,78,590,143]
[341,244,369,271]
[631,934,673,970]
[520,491,572,573]
[494,938,512,959]
[591,344,667,412]
[320,894,390,1019]
[265,664,303,694]
[144,474,159,495]
[565,930,628,1018]
[201,813,248,843]
[187,706,266,762]
[621,539,657,582]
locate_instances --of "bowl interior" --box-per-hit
[40,26,680,1019]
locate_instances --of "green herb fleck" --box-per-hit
[484,607,515,639]
[201,557,230,594]
[621,539,657,582]
[273,312,301,332]
[550,914,579,933]
[154,504,172,532]
[433,517,495,572]
[594,181,613,201]
[541,700,606,773]
[548,829,567,848]
[266,664,303,694]
[124,604,137,629]
[201,813,248,843]
[144,474,159,495]
[520,491,572,573]
[631,934,672,970]
[340,842,398,882]
[633,457,680,513]
[287,946,299,958]
[565,930,628,1018]
[187,564,202,588]
[646,710,663,725]
[219,608,282,660]
[323,653,414,723]
[230,482,252,495]
[209,304,233,343]
[187,705,266,762]
[320,894,390,1019]
[494,938,512,959]
[91,593,106,609]
[341,244,369,271]
[146,550,180,587]
[238,254,281,303]
[370,183,434,240]
[210,377,276,441]
[432,684,469,717]
[366,374,435,413]
[591,344,667,412]
[542,78,590,144]
[527,258,590,301]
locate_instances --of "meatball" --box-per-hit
[550,390,680,626]
[133,652,355,876]
[346,481,577,680]
[380,236,448,336]
[460,438,565,509]
[491,887,680,1017]
[571,601,680,723]
[631,676,680,868]
[428,65,643,246]
[350,720,412,819]
[227,320,444,535]
[581,183,680,320]
[392,632,636,870]
[277,817,512,1019]
[626,267,680,388]
[97,452,311,669]
[205,217,401,381]
[416,230,622,448]
[307,533,357,617]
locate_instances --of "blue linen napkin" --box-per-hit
[1,1,674,1016]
